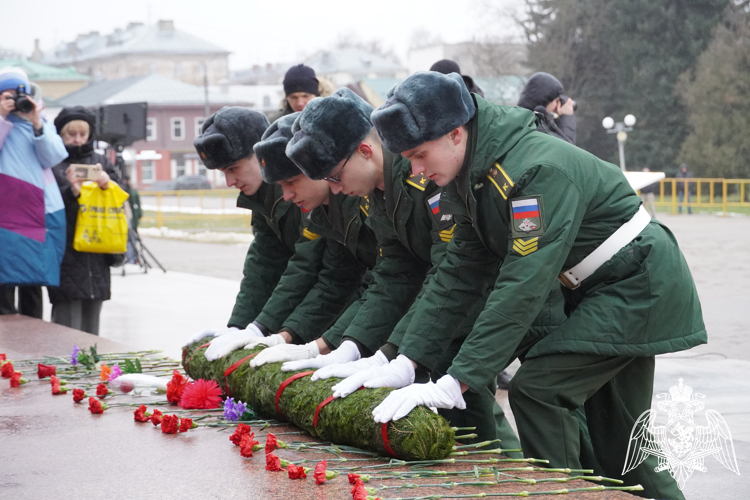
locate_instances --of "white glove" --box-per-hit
[243,333,286,350]
[330,352,414,399]
[312,349,389,381]
[204,324,264,361]
[372,374,466,423]
[250,341,320,368]
[182,326,237,348]
[281,340,361,372]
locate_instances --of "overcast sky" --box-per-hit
[1,0,525,70]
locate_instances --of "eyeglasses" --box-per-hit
[323,150,354,184]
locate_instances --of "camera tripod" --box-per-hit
[121,228,166,275]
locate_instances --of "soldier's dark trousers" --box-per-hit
[432,336,524,458]
[509,353,685,500]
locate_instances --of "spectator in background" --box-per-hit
[48,106,122,335]
[640,168,658,217]
[0,67,67,318]
[269,64,335,122]
[517,72,576,145]
[430,59,485,97]
[676,163,692,214]
[122,175,142,232]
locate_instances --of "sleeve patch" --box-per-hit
[487,163,514,200]
[512,237,538,256]
[510,195,545,239]
[439,224,456,243]
[302,228,321,240]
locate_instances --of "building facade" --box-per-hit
[41,20,230,87]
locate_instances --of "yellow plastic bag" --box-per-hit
[73,182,130,253]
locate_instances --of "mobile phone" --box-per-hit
[71,164,102,181]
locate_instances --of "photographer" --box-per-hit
[0,67,67,318]
[48,106,122,335]
[517,72,576,145]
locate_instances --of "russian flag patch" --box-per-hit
[510,196,544,238]
[428,193,441,215]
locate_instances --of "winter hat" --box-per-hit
[371,71,476,154]
[255,113,302,183]
[193,107,270,170]
[517,72,564,110]
[430,59,461,75]
[54,106,96,134]
[283,64,319,97]
[286,88,373,180]
[0,66,30,94]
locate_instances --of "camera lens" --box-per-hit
[14,96,34,114]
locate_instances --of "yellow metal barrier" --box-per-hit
[645,178,750,215]
[138,189,252,229]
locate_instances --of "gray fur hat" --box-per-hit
[255,113,302,183]
[193,107,270,170]
[371,71,476,153]
[286,87,373,180]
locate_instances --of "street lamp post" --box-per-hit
[602,114,636,172]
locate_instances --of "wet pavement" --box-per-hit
[21,212,750,499]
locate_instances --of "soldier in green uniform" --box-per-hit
[233,111,374,360]
[183,108,358,361]
[362,72,705,500]
[250,88,530,451]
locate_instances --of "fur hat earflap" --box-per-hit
[193,107,270,170]
[286,88,373,180]
[371,71,476,154]
[255,113,302,183]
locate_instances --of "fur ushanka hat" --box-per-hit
[193,107,270,170]
[285,88,373,180]
[371,71,476,154]
[255,113,302,183]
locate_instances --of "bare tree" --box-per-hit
[0,45,25,60]
[334,32,402,65]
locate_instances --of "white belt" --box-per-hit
[558,206,651,290]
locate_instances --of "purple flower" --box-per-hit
[223,398,248,422]
[108,364,122,381]
[70,345,81,365]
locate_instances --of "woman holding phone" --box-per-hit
[50,106,122,335]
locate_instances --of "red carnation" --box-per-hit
[150,409,163,426]
[0,353,6,361]
[314,460,328,485]
[179,417,195,433]
[287,463,307,480]
[265,433,279,454]
[133,405,150,422]
[73,388,86,402]
[37,363,56,379]
[351,479,368,500]
[166,370,189,405]
[1,361,14,378]
[161,414,179,434]
[178,379,222,409]
[88,396,106,414]
[239,432,260,457]
[96,383,109,398]
[52,380,68,395]
[229,423,252,446]
[348,473,361,485]
[265,453,283,472]
[10,371,24,387]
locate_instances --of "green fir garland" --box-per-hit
[183,341,455,460]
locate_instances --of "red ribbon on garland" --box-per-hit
[199,342,211,349]
[221,352,258,397]
[275,371,315,415]
[313,387,365,428]
[381,422,398,458]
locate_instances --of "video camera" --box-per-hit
[95,102,148,146]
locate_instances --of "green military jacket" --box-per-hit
[399,96,706,393]
[321,150,467,354]
[277,192,376,344]
[227,183,324,329]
